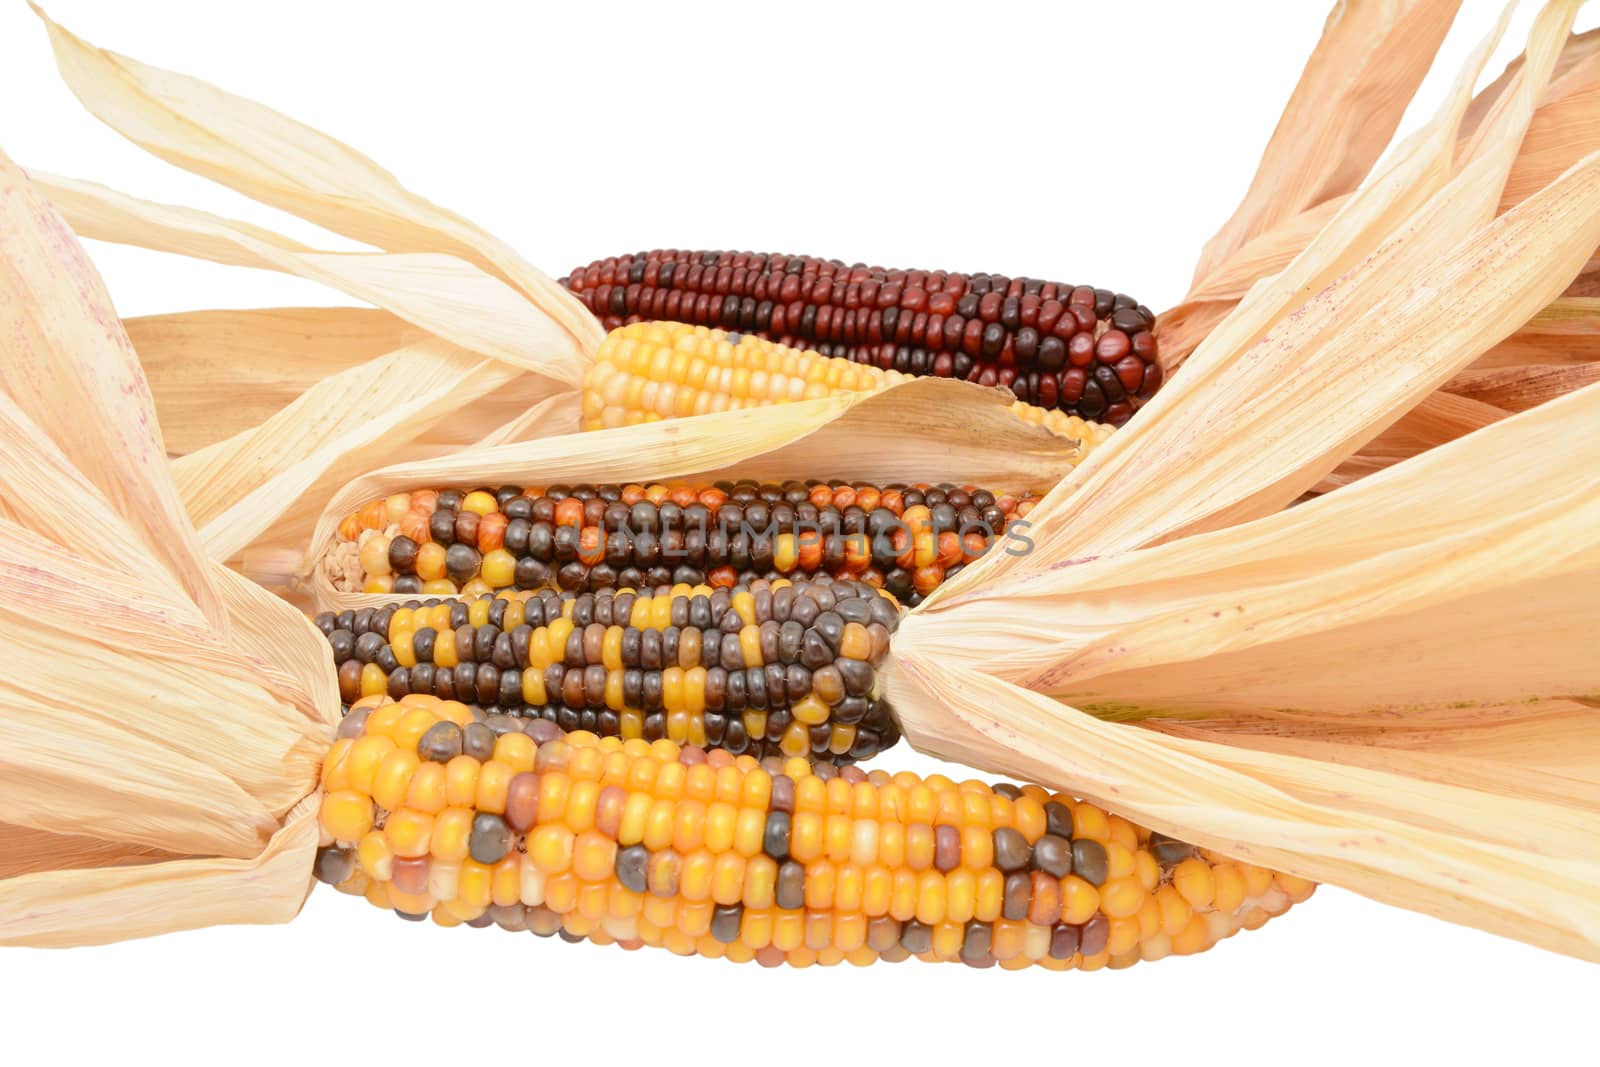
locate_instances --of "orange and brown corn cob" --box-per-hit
[315,693,1314,969]
[563,250,1162,426]
[332,479,1043,607]
[316,577,903,763]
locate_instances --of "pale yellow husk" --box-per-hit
[1166,6,1600,490]
[124,307,425,457]
[1,1,1597,963]
[0,149,336,946]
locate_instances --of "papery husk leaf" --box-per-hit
[1189,0,1460,290]
[1313,389,1510,491]
[1145,702,1600,805]
[1166,16,1600,497]
[1162,0,1532,377]
[125,307,423,456]
[33,172,586,385]
[1468,295,1600,366]
[305,378,1076,611]
[30,3,602,356]
[0,154,336,947]
[902,381,1600,716]
[0,795,320,948]
[1568,249,1600,294]
[1319,295,1600,488]
[1169,12,1600,368]
[128,307,572,460]
[1447,362,1600,409]
[0,153,225,627]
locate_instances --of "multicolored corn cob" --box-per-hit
[563,251,1162,425]
[315,578,902,762]
[330,479,1042,607]
[315,693,1314,969]
[583,322,1119,450]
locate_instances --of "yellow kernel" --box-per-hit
[493,732,537,775]
[1173,858,1215,909]
[530,825,575,874]
[356,830,393,881]
[384,809,433,858]
[1212,863,1247,914]
[431,807,472,862]
[443,754,480,807]
[370,749,420,812]
[573,830,619,883]
[461,490,498,516]
[320,789,374,842]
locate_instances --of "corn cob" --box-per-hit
[585,321,1120,451]
[563,251,1163,426]
[316,693,1314,969]
[331,478,1042,607]
[315,578,902,762]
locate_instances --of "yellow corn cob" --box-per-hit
[582,322,1117,459]
[316,693,1313,970]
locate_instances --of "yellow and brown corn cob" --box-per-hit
[316,693,1313,969]
[563,251,1162,426]
[332,478,1043,607]
[316,578,902,762]
[584,321,1120,450]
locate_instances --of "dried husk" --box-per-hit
[0,149,335,946]
[1,1,1597,963]
[1166,10,1600,490]
[124,307,424,457]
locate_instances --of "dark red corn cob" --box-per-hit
[561,250,1162,426]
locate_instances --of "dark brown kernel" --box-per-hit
[900,919,933,954]
[1002,871,1032,921]
[1079,913,1110,957]
[763,811,792,861]
[710,904,744,944]
[1151,834,1194,866]
[462,722,497,762]
[1049,922,1081,960]
[1044,800,1074,839]
[775,861,806,910]
[1033,833,1074,879]
[417,721,463,763]
[312,846,354,885]
[992,827,1033,873]
[1072,838,1110,886]
[614,844,650,894]
[960,920,993,962]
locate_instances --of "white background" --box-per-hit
[2,1,1596,1063]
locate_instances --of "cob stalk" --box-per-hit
[315,693,1310,970]
[565,252,1162,426]
[317,579,904,762]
